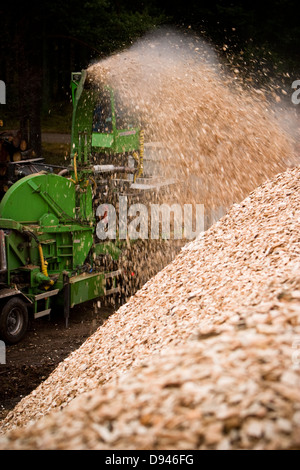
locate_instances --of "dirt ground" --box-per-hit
[0,302,115,421]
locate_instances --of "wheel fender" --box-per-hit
[0,288,32,305]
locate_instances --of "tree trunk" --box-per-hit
[16,16,43,157]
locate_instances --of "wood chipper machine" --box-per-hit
[0,69,176,344]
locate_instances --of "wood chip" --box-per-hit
[0,166,300,450]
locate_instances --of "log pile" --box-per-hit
[0,165,299,449]
[0,130,28,165]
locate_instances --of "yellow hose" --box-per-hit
[69,152,80,185]
[38,244,54,290]
[73,152,78,183]
[83,176,97,192]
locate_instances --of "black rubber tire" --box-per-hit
[0,297,28,345]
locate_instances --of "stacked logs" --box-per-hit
[0,130,28,166]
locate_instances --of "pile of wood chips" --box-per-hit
[0,165,299,449]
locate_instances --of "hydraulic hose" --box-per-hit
[38,244,54,290]
[70,152,79,184]
[23,230,54,290]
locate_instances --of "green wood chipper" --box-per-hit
[0,70,175,344]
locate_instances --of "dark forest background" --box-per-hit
[0,0,299,155]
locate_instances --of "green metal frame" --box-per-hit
[0,172,121,320]
[70,70,140,163]
[0,69,144,336]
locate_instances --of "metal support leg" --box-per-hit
[63,272,70,328]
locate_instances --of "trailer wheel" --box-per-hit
[0,297,28,345]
